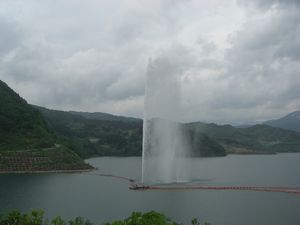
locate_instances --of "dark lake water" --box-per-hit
[0,154,300,225]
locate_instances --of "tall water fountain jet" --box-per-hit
[142,58,190,184]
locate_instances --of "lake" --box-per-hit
[0,154,300,225]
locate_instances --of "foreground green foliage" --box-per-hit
[0,210,92,225]
[0,210,210,225]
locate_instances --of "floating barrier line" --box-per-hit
[145,186,300,195]
[90,173,135,182]
[90,173,300,195]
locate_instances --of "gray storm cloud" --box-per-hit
[0,0,299,123]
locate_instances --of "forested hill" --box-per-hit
[1,79,299,161]
[0,80,93,172]
[35,106,144,157]
[186,122,300,154]
[0,80,54,150]
[36,105,300,157]
[37,106,227,157]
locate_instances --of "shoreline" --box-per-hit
[86,152,300,160]
[0,168,97,174]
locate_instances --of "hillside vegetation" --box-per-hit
[0,80,92,172]
[0,80,54,151]
[37,105,300,157]
[36,106,143,157]
[186,122,300,154]
[1,79,299,162]
[0,146,92,172]
[37,106,227,157]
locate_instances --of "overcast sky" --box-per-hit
[0,0,299,124]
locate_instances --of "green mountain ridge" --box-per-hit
[0,80,92,172]
[69,111,141,122]
[35,105,143,157]
[1,79,300,166]
[36,106,300,157]
[36,106,228,157]
[0,80,54,150]
[186,122,300,154]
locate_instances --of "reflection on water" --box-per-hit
[0,154,300,225]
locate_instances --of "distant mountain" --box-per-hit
[186,122,300,154]
[143,118,226,157]
[2,79,300,160]
[0,80,54,150]
[36,106,143,157]
[264,111,300,132]
[69,111,141,122]
[36,105,300,157]
[37,107,227,157]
